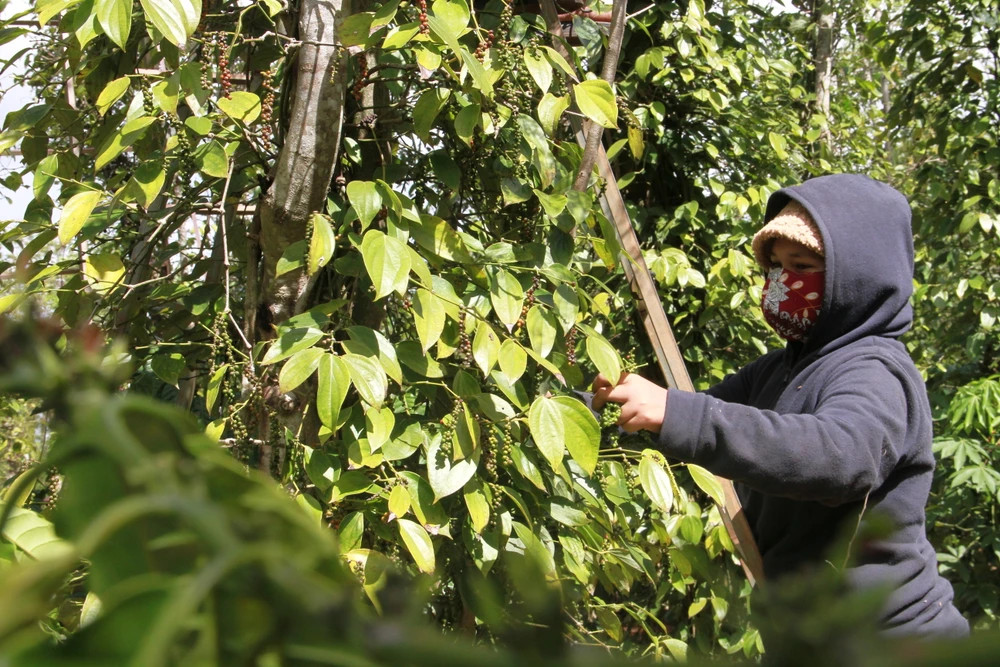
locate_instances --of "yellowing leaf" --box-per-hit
[308,213,337,274]
[216,91,262,123]
[398,518,436,573]
[95,76,130,115]
[574,79,618,129]
[58,190,102,244]
[498,339,527,383]
[688,463,725,507]
[388,484,411,518]
[83,253,126,293]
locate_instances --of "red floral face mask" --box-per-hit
[761,267,824,342]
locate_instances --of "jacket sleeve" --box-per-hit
[703,353,774,405]
[659,355,912,505]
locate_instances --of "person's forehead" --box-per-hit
[771,239,821,256]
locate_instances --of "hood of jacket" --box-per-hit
[764,174,915,357]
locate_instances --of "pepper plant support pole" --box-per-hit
[539,0,765,586]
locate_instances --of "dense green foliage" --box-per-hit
[0,0,997,661]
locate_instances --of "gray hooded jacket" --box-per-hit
[658,174,968,638]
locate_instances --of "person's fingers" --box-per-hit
[619,416,643,434]
[591,373,613,392]
[591,387,609,411]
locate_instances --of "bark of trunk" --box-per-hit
[257,0,351,328]
[813,0,835,133]
[249,0,350,470]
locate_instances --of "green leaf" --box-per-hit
[58,190,102,244]
[338,512,364,548]
[489,268,524,331]
[412,288,447,352]
[768,131,788,160]
[346,180,382,230]
[430,0,470,36]
[128,161,166,209]
[365,406,395,452]
[0,505,73,560]
[537,93,570,136]
[472,320,500,375]
[261,327,325,365]
[344,353,387,407]
[308,213,337,275]
[73,0,100,48]
[552,284,579,331]
[463,477,490,533]
[139,0,200,47]
[412,88,450,141]
[688,463,725,507]
[33,153,59,201]
[382,23,420,50]
[585,330,623,385]
[150,352,185,386]
[317,353,351,430]
[340,11,374,47]
[526,305,557,358]
[388,484,411,518]
[216,91,262,124]
[83,253,125,293]
[574,79,618,128]
[276,240,307,277]
[96,0,131,49]
[398,518,436,573]
[195,139,229,178]
[205,364,228,414]
[95,115,156,170]
[427,432,480,500]
[96,76,130,115]
[344,326,403,385]
[278,347,325,393]
[528,395,600,474]
[361,230,410,299]
[498,339,527,382]
[37,0,76,26]
[534,189,567,219]
[331,471,375,502]
[410,215,475,263]
[454,103,480,146]
[638,450,674,514]
[523,48,552,93]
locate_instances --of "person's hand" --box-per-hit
[590,373,668,434]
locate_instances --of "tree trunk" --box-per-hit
[257,0,351,329]
[813,0,835,134]
[250,0,351,469]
